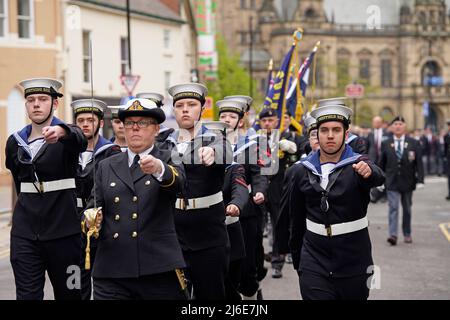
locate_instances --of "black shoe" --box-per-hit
[257,267,267,282]
[387,236,397,246]
[256,289,263,300]
[446,196,450,200]
[271,269,282,279]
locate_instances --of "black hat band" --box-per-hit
[173,92,205,105]
[25,87,63,98]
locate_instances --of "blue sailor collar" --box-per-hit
[13,117,66,158]
[346,133,358,144]
[300,145,361,175]
[93,135,115,156]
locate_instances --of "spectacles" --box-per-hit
[123,120,157,128]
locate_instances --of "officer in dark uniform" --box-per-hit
[258,107,298,279]
[71,99,121,300]
[285,101,385,300]
[160,83,232,300]
[136,92,174,144]
[108,105,127,152]
[83,98,186,300]
[5,78,87,300]
[380,116,424,245]
[223,95,268,300]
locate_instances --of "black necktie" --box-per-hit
[130,154,141,180]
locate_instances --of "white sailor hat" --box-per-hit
[217,99,246,117]
[107,105,126,119]
[118,98,166,124]
[20,77,63,98]
[304,113,317,133]
[316,97,347,108]
[71,99,107,118]
[202,120,230,132]
[311,98,353,128]
[135,92,164,107]
[224,95,253,112]
[168,83,208,105]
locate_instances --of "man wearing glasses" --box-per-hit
[82,98,186,300]
[285,98,384,300]
[5,78,87,299]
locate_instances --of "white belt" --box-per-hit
[225,216,239,225]
[175,191,223,210]
[20,178,76,193]
[306,216,369,237]
[77,198,84,208]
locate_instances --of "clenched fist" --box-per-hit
[42,126,66,144]
[140,154,163,175]
[253,192,265,205]
[226,204,240,217]
[352,161,372,179]
[198,146,215,166]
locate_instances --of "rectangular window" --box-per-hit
[250,0,256,9]
[359,59,371,84]
[163,29,170,49]
[240,0,246,9]
[82,30,91,83]
[165,71,171,93]
[121,37,129,75]
[240,32,247,45]
[0,0,7,37]
[17,0,33,39]
[381,59,392,87]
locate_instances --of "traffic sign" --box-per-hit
[345,84,364,98]
[120,74,140,96]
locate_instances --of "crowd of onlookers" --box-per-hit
[351,120,448,177]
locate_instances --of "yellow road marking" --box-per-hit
[438,223,450,243]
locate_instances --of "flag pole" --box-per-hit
[280,28,303,132]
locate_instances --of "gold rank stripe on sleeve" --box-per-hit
[160,165,178,188]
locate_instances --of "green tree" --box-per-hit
[206,36,260,119]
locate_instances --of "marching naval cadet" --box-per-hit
[160,83,233,300]
[220,97,269,299]
[136,92,174,144]
[5,78,87,300]
[108,105,127,152]
[286,101,385,300]
[225,96,269,297]
[71,99,121,300]
[217,100,249,300]
[83,98,187,300]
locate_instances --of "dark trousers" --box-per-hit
[10,234,82,300]
[93,272,186,300]
[225,259,243,300]
[299,271,370,300]
[255,206,267,282]
[387,190,413,237]
[447,160,450,196]
[267,196,285,271]
[239,216,259,296]
[80,237,97,300]
[183,245,229,300]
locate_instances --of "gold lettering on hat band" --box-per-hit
[74,107,103,114]
[24,87,52,95]
[173,92,202,100]
[317,114,346,123]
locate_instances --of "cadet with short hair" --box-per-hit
[160,83,232,300]
[71,99,121,300]
[6,78,87,300]
[286,100,385,300]
[108,105,127,152]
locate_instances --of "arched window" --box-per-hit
[305,8,316,18]
[422,60,442,86]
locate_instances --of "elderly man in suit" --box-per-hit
[380,116,424,246]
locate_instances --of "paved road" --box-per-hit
[0,176,449,300]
